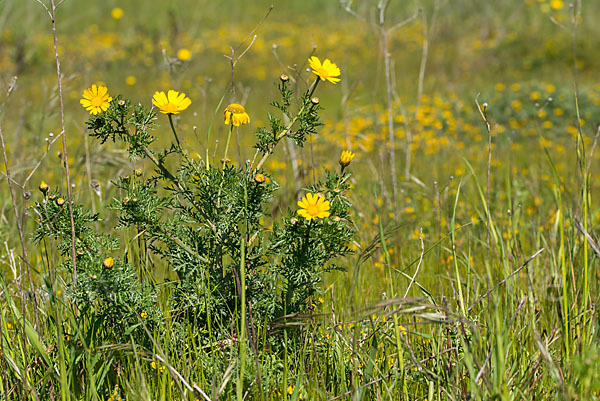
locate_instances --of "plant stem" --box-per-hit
[223,123,234,163]
[168,114,181,148]
[254,79,319,172]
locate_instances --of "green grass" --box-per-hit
[1,0,600,400]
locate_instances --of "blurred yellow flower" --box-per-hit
[177,48,192,61]
[80,85,112,115]
[111,8,123,20]
[339,150,355,167]
[152,90,191,114]
[550,0,564,10]
[308,56,341,84]
[297,193,330,221]
[125,75,136,86]
[224,103,250,126]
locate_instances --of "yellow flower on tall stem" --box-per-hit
[152,90,191,147]
[80,85,112,115]
[152,90,191,115]
[222,103,250,164]
[297,193,330,221]
[308,56,341,84]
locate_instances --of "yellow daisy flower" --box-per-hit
[297,193,330,221]
[80,85,112,115]
[339,150,356,167]
[152,90,192,114]
[308,56,341,84]
[224,103,250,126]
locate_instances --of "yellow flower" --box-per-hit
[254,173,266,183]
[151,361,165,373]
[339,150,355,167]
[550,0,564,10]
[224,103,250,126]
[152,90,192,114]
[297,193,330,221]
[308,56,341,84]
[111,7,123,19]
[103,257,114,269]
[80,85,112,115]
[125,76,136,86]
[177,48,192,61]
[141,311,148,319]
[56,197,65,206]
[287,385,294,395]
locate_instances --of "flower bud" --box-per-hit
[280,74,289,82]
[56,197,65,206]
[39,180,49,194]
[339,150,356,167]
[311,97,320,105]
[103,257,114,269]
[254,173,266,184]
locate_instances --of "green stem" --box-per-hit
[223,123,234,164]
[168,114,181,148]
[254,78,320,172]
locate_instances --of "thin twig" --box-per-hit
[49,0,78,296]
[468,248,544,311]
[403,228,424,297]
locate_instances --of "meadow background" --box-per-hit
[1,0,600,399]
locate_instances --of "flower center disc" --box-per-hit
[91,97,103,107]
[307,205,320,216]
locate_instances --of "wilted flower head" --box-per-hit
[224,103,250,127]
[339,150,356,167]
[152,90,192,114]
[80,85,112,115]
[297,193,330,221]
[308,56,341,84]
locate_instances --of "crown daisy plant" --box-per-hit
[64,60,354,390]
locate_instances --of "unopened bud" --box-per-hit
[39,180,49,194]
[103,257,114,269]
